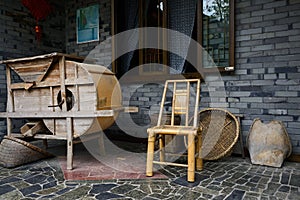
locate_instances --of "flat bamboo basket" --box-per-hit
[199,108,240,160]
[0,136,53,168]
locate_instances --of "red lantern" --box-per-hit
[35,24,42,42]
[22,0,52,42]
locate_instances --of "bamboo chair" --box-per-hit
[146,79,202,182]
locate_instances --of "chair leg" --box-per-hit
[187,134,195,182]
[159,135,165,162]
[196,133,203,171]
[146,132,156,177]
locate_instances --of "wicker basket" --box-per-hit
[0,136,53,168]
[198,108,240,160]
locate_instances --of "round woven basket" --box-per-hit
[0,136,53,168]
[198,108,240,160]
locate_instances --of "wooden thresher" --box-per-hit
[0,52,130,169]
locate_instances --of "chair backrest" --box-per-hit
[157,79,200,127]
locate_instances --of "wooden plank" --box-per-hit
[6,66,13,112]
[0,110,116,118]
[7,58,53,83]
[123,106,139,113]
[75,63,80,111]
[6,66,13,136]
[20,121,47,137]
[10,80,94,90]
[11,133,67,140]
[59,56,68,112]
[7,118,12,136]
[0,52,84,64]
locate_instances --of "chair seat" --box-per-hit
[148,126,198,135]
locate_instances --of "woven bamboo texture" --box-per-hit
[198,108,240,160]
[0,136,53,168]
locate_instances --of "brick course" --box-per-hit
[226,0,300,154]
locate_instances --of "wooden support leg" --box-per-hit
[66,117,73,170]
[146,132,156,177]
[196,133,203,171]
[237,116,245,158]
[98,132,106,156]
[187,133,195,182]
[159,135,165,162]
[7,117,12,137]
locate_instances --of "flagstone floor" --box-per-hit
[0,139,299,200]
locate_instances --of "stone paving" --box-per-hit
[0,141,299,200]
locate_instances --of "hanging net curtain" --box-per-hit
[169,0,197,73]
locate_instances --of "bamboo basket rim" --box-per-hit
[2,136,53,157]
[198,108,240,160]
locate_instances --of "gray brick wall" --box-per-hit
[228,0,300,154]
[65,0,112,67]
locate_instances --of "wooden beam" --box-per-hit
[10,80,94,90]
[0,110,117,118]
[11,133,67,140]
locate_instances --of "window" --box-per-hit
[198,0,235,72]
[138,0,168,75]
[112,0,235,79]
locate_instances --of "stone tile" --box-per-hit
[0,184,15,195]
[290,174,300,187]
[36,186,61,195]
[0,176,21,185]
[19,185,42,196]
[55,187,73,195]
[243,196,259,200]
[249,176,261,183]
[52,186,91,200]
[90,183,117,194]
[263,183,280,195]
[95,192,124,199]
[10,180,31,190]
[42,181,57,189]
[0,190,23,199]
[221,181,235,187]
[225,189,245,200]
[173,174,202,187]
[148,193,170,199]
[25,174,48,184]
[178,191,201,200]
[213,194,227,200]
[110,184,137,194]
[125,189,148,199]
[278,185,290,193]
[275,191,288,199]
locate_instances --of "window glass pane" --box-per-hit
[202,0,230,68]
